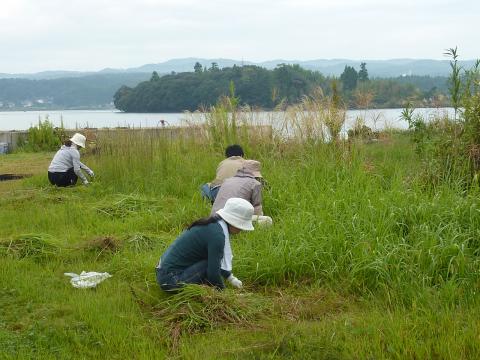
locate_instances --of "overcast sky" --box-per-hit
[1,0,478,73]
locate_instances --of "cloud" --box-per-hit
[0,0,478,72]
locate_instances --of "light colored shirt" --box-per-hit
[48,145,91,183]
[210,156,245,188]
[218,219,232,272]
[211,169,263,216]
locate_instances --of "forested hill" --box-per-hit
[114,65,326,112]
[0,73,150,110]
[113,64,450,113]
[0,63,450,111]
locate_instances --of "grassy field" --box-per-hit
[1,128,479,359]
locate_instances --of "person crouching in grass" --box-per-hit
[210,159,273,226]
[200,144,245,203]
[155,198,254,291]
[47,133,94,187]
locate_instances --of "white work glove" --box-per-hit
[227,274,243,289]
[252,215,273,226]
[86,169,95,177]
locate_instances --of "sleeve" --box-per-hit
[251,182,263,216]
[79,161,92,172]
[206,232,226,289]
[220,269,232,278]
[71,150,88,183]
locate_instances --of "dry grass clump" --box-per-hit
[468,144,480,172]
[281,87,346,144]
[150,285,270,348]
[0,234,60,261]
[182,101,274,155]
[81,236,121,256]
[269,288,349,322]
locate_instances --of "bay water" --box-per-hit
[0,108,454,132]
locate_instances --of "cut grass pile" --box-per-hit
[0,234,60,261]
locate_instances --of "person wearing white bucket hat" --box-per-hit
[47,133,94,187]
[155,198,254,291]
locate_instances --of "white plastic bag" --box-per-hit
[64,271,112,289]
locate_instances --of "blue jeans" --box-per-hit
[200,184,220,203]
[156,260,208,291]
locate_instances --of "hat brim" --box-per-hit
[70,139,85,148]
[217,209,254,231]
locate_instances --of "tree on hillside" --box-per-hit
[358,62,369,82]
[194,62,203,73]
[150,71,160,82]
[340,65,358,92]
[209,62,219,72]
[272,63,320,103]
[113,85,134,111]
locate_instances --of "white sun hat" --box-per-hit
[70,133,86,148]
[216,198,255,231]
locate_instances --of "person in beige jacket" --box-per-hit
[201,144,245,203]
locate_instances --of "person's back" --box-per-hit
[210,156,245,188]
[201,144,245,202]
[211,160,263,216]
[48,145,77,172]
[160,221,225,274]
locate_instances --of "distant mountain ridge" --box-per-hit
[1,58,477,80]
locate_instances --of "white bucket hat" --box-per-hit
[216,198,255,231]
[70,133,86,148]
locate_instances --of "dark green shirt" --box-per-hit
[160,222,225,288]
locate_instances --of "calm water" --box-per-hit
[0,108,454,131]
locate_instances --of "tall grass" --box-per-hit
[399,49,480,188]
[39,97,479,303]
[2,89,480,358]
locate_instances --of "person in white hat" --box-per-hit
[47,133,95,187]
[155,198,254,291]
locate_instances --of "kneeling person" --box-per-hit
[201,144,245,203]
[47,133,94,187]
[155,198,254,291]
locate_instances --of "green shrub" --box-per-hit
[18,117,65,152]
[402,49,480,188]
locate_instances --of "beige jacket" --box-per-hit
[210,156,245,188]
